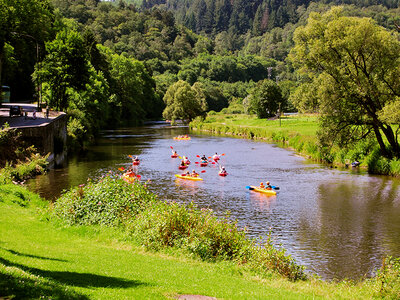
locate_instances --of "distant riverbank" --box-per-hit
[190,113,400,176]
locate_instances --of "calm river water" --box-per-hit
[27,122,400,280]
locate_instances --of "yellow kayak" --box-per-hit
[175,174,203,181]
[173,137,191,140]
[248,186,277,195]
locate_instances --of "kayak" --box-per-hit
[171,155,178,158]
[218,172,228,176]
[173,137,191,140]
[175,174,203,181]
[248,186,277,195]
[200,162,208,167]
[213,157,220,161]
[132,160,140,165]
[122,174,140,183]
[179,165,188,170]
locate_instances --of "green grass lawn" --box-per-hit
[200,113,319,137]
[0,185,380,299]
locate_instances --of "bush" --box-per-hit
[53,175,157,226]
[374,256,400,299]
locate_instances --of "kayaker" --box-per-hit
[172,150,178,156]
[219,166,227,174]
[265,181,272,190]
[191,169,198,177]
[183,170,190,176]
[213,153,220,161]
[125,168,136,177]
[133,156,139,162]
[180,160,186,167]
[183,156,190,164]
[200,154,207,162]
[259,182,265,189]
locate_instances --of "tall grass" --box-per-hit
[0,154,49,185]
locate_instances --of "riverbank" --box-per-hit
[2,183,396,299]
[189,113,400,176]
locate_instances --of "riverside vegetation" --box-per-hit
[190,113,400,177]
[1,174,400,299]
[0,125,48,184]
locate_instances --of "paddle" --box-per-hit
[201,170,206,173]
[118,167,125,172]
[245,186,254,190]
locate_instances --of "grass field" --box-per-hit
[200,113,319,137]
[0,184,385,299]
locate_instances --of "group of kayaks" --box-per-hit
[121,136,279,196]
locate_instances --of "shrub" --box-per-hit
[53,175,157,226]
[374,256,400,299]
[130,200,306,281]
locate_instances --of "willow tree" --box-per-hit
[289,7,400,158]
[162,80,204,124]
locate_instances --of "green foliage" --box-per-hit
[35,29,90,111]
[374,256,400,299]
[162,80,205,122]
[131,201,306,280]
[249,79,284,118]
[0,184,45,208]
[289,7,400,158]
[53,175,157,226]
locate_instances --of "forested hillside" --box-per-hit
[2,0,399,150]
[142,0,400,35]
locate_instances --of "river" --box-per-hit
[27,122,400,280]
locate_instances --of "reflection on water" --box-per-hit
[27,123,400,280]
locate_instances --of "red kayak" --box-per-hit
[200,162,208,167]
[218,172,228,176]
[132,160,140,165]
[179,165,188,170]
[171,155,178,158]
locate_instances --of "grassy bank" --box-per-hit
[1,181,400,299]
[190,113,400,176]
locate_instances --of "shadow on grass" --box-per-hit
[0,257,149,298]
[0,269,88,300]
[0,247,68,262]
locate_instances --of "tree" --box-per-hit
[289,7,400,158]
[162,80,204,123]
[34,29,90,111]
[249,79,283,118]
[0,0,53,100]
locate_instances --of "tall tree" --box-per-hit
[289,7,400,158]
[162,80,204,123]
[249,79,283,118]
[0,0,53,100]
[35,29,90,111]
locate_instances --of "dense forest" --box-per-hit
[1,0,400,152]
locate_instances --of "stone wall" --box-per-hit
[16,113,67,165]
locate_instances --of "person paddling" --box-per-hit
[219,166,227,175]
[191,169,199,177]
[265,181,272,190]
[200,154,207,162]
[213,152,220,161]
